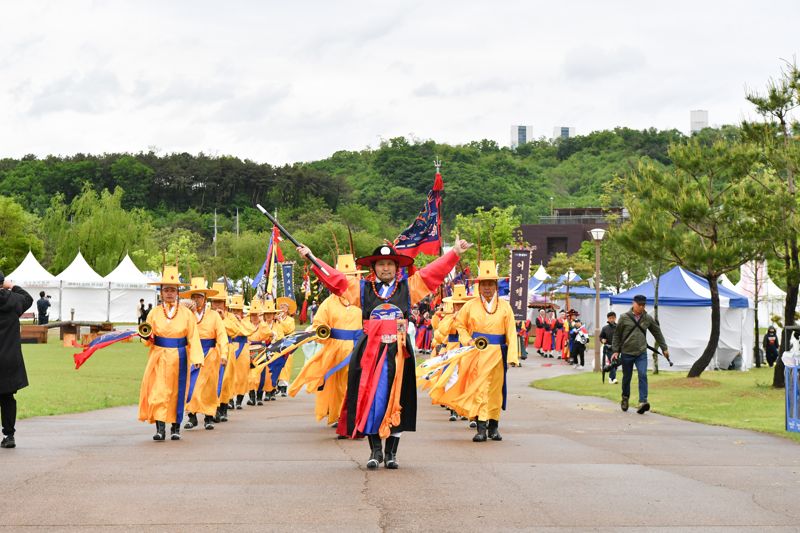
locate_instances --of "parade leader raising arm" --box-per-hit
[297,238,471,471]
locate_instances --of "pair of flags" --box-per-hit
[252,225,284,297]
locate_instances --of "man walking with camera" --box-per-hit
[611,295,669,415]
[0,272,34,448]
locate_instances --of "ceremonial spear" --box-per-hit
[255,204,329,275]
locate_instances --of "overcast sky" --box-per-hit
[1,1,798,165]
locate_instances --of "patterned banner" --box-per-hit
[281,262,295,299]
[509,249,531,321]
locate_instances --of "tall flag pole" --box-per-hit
[393,160,444,258]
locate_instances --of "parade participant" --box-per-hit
[289,254,365,428]
[533,309,546,356]
[221,294,255,413]
[517,317,531,361]
[207,282,238,422]
[570,319,589,368]
[297,238,471,470]
[275,296,297,396]
[434,284,473,421]
[0,274,33,449]
[240,299,264,407]
[450,260,519,442]
[138,266,203,441]
[416,312,433,353]
[554,310,567,359]
[248,298,283,404]
[611,295,669,414]
[182,278,228,430]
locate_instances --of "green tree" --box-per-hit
[615,138,782,377]
[0,196,44,272]
[452,206,522,274]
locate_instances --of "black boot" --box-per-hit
[448,409,457,422]
[384,436,399,469]
[366,434,383,469]
[170,423,181,440]
[153,421,166,441]
[247,391,256,406]
[213,406,221,424]
[621,396,629,412]
[257,391,264,405]
[0,435,15,449]
[279,385,288,397]
[204,415,215,430]
[184,412,198,429]
[473,420,488,442]
[487,419,502,441]
[220,404,228,422]
[228,400,235,409]
[236,395,244,409]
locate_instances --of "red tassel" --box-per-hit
[299,299,309,323]
[433,172,444,192]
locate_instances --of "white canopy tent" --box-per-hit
[56,251,108,322]
[611,266,755,371]
[734,261,787,329]
[6,251,61,319]
[532,264,549,281]
[104,254,157,322]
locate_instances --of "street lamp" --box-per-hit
[589,228,606,372]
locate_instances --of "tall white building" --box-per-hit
[690,110,709,133]
[552,126,576,140]
[510,125,533,148]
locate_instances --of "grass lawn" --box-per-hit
[533,366,800,443]
[15,337,310,420]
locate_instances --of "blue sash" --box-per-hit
[185,338,217,403]
[154,336,190,422]
[472,332,509,410]
[329,328,362,341]
[230,335,248,359]
[448,333,459,343]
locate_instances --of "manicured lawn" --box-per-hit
[15,336,311,420]
[533,366,800,443]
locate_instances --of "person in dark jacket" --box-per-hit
[0,272,34,449]
[599,311,618,383]
[762,326,780,367]
[36,291,51,325]
[611,295,669,415]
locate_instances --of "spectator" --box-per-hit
[600,311,618,383]
[570,319,589,368]
[763,326,780,368]
[36,291,50,325]
[611,294,669,415]
[137,298,147,324]
[0,273,34,449]
[308,300,319,324]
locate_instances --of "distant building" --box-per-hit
[690,110,708,133]
[510,125,533,148]
[519,207,627,265]
[552,126,576,140]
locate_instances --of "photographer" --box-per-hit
[0,271,34,449]
[611,295,669,415]
[37,291,50,325]
[599,311,618,383]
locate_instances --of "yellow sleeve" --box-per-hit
[281,316,296,335]
[455,300,476,346]
[214,312,229,361]
[185,310,204,366]
[239,319,258,337]
[272,324,284,342]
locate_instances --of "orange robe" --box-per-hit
[278,315,297,384]
[138,304,203,424]
[186,309,229,417]
[288,294,361,424]
[248,319,284,392]
[219,312,244,404]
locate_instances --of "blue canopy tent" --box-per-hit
[610,266,754,371]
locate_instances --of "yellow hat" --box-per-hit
[261,299,279,314]
[228,294,245,310]
[471,260,504,282]
[247,299,263,316]
[179,277,218,299]
[336,254,368,276]
[443,283,474,304]
[148,265,183,286]
[207,282,229,302]
[276,296,297,315]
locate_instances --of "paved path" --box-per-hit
[3,357,800,532]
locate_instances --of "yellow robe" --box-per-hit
[435,297,518,421]
[219,312,244,404]
[186,309,229,417]
[288,294,361,424]
[278,315,297,384]
[248,319,284,391]
[138,304,203,424]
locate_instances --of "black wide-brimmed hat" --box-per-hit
[356,244,414,269]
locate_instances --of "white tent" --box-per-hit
[611,266,755,371]
[734,261,787,329]
[56,251,108,322]
[104,255,157,323]
[532,264,549,281]
[6,251,61,319]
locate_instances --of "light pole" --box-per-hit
[590,228,606,372]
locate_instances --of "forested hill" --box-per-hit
[0,127,692,278]
[1,127,684,227]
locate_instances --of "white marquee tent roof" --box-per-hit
[56,251,105,287]
[7,251,58,286]
[104,254,152,288]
